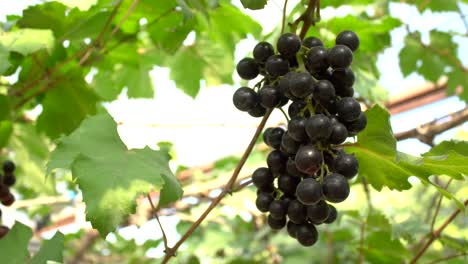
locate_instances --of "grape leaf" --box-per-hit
[56,0,97,10]
[447,70,468,103]
[18,2,68,38]
[0,222,32,264]
[345,105,467,193]
[0,45,11,75]
[240,0,268,10]
[119,0,178,34]
[37,70,99,139]
[30,232,64,264]
[425,140,468,156]
[9,123,55,195]
[0,29,54,55]
[0,120,13,149]
[48,113,183,236]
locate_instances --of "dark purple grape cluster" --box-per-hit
[234,31,367,246]
[0,160,17,239]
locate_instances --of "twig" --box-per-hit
[281,0,289,34]
[430,178,453,232]
[160,109,273,263]
[361,177,373,211]
[394,107,468,146]
[70,230,100,264]
[289,0,321,39]
[147,194,172,256]
[427,253,468,264]
[358,220,366,264]
[409,199,468,264]
[79,0,124,66]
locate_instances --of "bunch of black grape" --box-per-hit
[0,160,17,239]
[233,31,367,246]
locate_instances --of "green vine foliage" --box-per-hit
[0,0,467,263]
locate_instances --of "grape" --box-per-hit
[327,45,353,69]
[236,58,259,80]
[1,192,14,206]
[334,153,358,179]
[306,46,329,73]
[248,104,267,117]
[337,97,361,122]
[253,41,274,63]
[324,205,337,224]
[288,100,307,118]
[313,80,336,104]
[267,150,288,173]
[296,223,318,246]
[287,199,308,224]
[278,173,300,197]
[2,161,15,173]
[322,173,350,203]
[305,114,332,142]
[307,200,330,223]
[277,33,301,58]
[3,174,15,187]
[336,30,360,51]
[287,117,308,142]
[256,192,274,212]
[280,132,301,155]
[288,56,299,68]
[0,184,9,200]
[264,127,285,149]
[289,72,315,98]
[295,145,322,175]
[277,95,289,107]
[337,86,354,97]
[286,158,307,178]
[269,200,288,219]
[268,214,287,230]
[311,68,332,81]
[303,36,323,48]
[287,221,300,238]
[252,167,274,189]
[322,99,338,115]
[345,112,367,136]
[296,178,322,205]
[331,68,355,89]
[259,85,281,108]
[233,87,258,112]
[328,122,348,145]
[0,225,9,239]
[266,55,289,77]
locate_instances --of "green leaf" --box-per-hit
[9,123,55,194]
[240,0,267,10]
[48,113,182,236]
[399,35,424,77]
[0,120,13,149]
[119,0,178,34]
[447,70,468,103]
[0,94,11,121]
[0,222,32,264]
[325,15,402,52]
[170,46,204,97]
[0,45,11,75]
[30,232,65,264]
[425,140,468,156]
[93,43,155,100]
[354,68,388,103]
[345,105,467,192]
[18,2,67,38]
[0,29,54,55]
[56,0,97,10]
[363,231,408,264]
[37,70,99,139]
[147,11,193,54]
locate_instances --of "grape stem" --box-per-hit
[290,0,321,39]
[160,109,273,263]
[281,0,289,34]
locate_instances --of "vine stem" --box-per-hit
[430,178,453,231]
[281,0,289,34]
[409,199,468,264]
[160,108,273,263]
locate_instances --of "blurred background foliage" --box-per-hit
[0,0,467,263]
